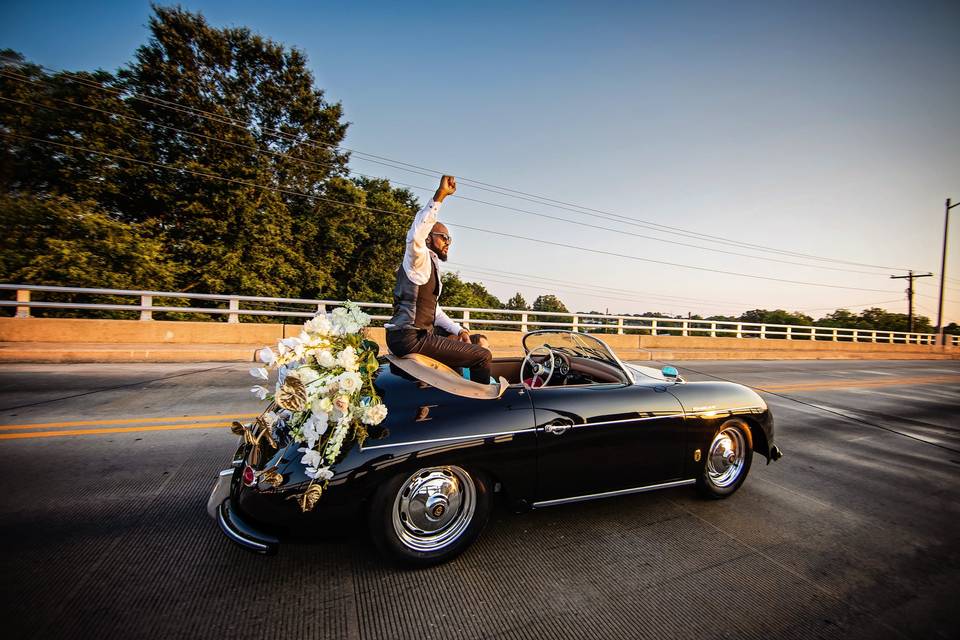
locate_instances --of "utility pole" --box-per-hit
[891,270,933,332]
[936,198,958,345]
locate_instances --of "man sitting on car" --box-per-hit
[384,175,493,383]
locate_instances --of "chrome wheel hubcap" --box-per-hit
[706,426,746,488]
[392,466,476,552]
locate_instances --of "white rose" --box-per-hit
[291,366,321,387]
[304,314,333,336]
[336,346,358,371]
[317,397,333,413]
[316,349,336,369]
[362,403,388,425]
[337,371,362,394]
[333,395,350,414]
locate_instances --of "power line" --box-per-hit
[450,269,747,312]
[0,130,905,295]
[797,299,905,312]
[0,78,895,278]
[9,65,912,273]
[447,262,754,307]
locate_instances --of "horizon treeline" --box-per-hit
[0,6,948,334]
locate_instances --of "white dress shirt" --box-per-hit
[394,199,463,336]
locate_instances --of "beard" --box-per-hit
[429,241,449,261]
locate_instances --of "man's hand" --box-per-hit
[435,175,457,202]
[457,328,471,343]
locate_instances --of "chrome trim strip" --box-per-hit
[556,413,685,430]
[362,428,537,451]
[531,479,696,508]
[688,405,766,417]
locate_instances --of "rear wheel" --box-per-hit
[697,419,753,498]
[368,465,491,567]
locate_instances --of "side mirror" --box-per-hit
[661,366,679,379]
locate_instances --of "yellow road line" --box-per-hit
[0,422,234,440]
[759,375,960,393]
[0,413,259,431]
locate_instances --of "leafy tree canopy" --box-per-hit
[532,294,569,314]
[505,292,529,310]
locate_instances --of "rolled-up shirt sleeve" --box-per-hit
[434,306,463,336]
[403,200,442,285]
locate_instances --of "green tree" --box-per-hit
[0,195,178,316]
[113,6,349,297]
[815,307,931,333]
[505,292,529,310]
[739,309,813,326]
[532,294,568,314]
[0,51,145,208]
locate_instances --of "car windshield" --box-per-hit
[522,330,631,380]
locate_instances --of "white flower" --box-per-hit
[310,396,331,417]
[305,465,335,480]
[301,412,328,449]
[316,349,336,369]
[258,347,276,365]
[304,314,333,336]
[309,466,334,481]
[323,422,350,463]
[334,395,351,414]
[299,447,324,469]
[281,336,301,350]
[362,403,388,425]
[249,367,269,380]
[250,385,269,400]
[290,366,321,387]
[330,307,362,336]
[317,397,333,413]
[336,346,358,371]
[337,371,362,394]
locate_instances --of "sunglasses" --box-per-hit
[430,232,453,244]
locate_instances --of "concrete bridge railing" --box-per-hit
[3,283,957,347]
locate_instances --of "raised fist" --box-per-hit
[435,175,457,201]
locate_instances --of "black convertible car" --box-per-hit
[208,330,782,566]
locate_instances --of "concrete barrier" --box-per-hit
[0,318,955,363]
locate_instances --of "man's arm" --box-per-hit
[401,176,456,285]
[434,305,468,340]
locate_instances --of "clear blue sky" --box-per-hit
[3,1,959,323]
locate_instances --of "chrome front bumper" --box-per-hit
[207,468,234,518]
[207,468,279,555]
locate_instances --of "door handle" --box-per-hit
[544,418,574,435]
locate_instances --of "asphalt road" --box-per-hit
[0,360,957,640]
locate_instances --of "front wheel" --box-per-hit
[696,419,753,498]
[368,465,491,567]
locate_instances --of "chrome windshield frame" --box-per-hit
[522,330,635,385]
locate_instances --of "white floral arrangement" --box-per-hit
[247,302,386,512]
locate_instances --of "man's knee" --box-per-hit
[475,346,492,367]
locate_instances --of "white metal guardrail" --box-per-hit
[2,284,957,346]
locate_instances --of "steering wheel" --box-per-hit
[522,346,556,389]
